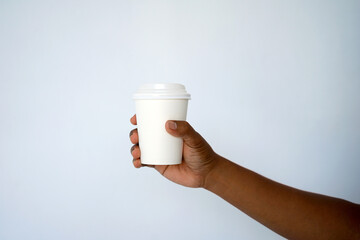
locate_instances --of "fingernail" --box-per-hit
[130,145,136,153]
[129,129,134,138]
[169,121,177,130]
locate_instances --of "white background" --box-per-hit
[1,1,359,239]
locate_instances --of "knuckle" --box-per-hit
[129,128,137,137]
[183,121,190,129]
[130,144,138,153]
[180,121,191,133]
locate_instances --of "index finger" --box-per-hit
[130,114,137,125]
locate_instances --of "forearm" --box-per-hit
[204,155,360,239]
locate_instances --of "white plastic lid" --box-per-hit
[133,83,191,100]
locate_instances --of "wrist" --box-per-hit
[203,154,228,190]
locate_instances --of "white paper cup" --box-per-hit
[133,83,191,165]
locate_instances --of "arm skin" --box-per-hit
[129,115,360,239]
[204,155,360,240]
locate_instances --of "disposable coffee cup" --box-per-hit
[133,83,191,165]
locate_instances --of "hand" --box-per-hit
[129,114,218,188]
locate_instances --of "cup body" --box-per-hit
[135,99,188,165]
[133,83,190,165]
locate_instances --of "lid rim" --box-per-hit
[133,83,191,100]
[133,94,191,100]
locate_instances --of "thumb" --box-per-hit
[165,120,203,148]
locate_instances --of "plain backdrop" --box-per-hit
[1,0,360,239]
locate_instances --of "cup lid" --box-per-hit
[133,83,191,100]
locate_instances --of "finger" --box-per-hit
[133,158,142,168]
[165,120,203,148]
[129,128,139,144]
[130,144,141,159]
[132,158,155,169]
[130,114,137,125]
